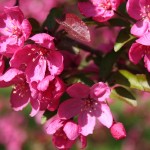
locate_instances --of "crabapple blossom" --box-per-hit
[19,0,65,23]
[110,122,126,140]
[0,6,32,57]
[0,112,27,150]
[0,0,15,12]
[44,115,86,149]
[30,76,65,114]
[58,82,113,136]
[0,68,65,116]
[127,0,150,44]
[78,0,122,22]
[0,68,32,111]
[10,33,64,83]
[129,42,150,72]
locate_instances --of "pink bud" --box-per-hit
[110,122,126,140]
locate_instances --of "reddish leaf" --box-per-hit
[56,13,91,42]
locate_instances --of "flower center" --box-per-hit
[98,0,112,10]
[54,128,68,140]
[5,25,22,38]
[13,78,29,97]
[30,45,49,62]
[12,26,22,37]
[81,97,98,112]
[140,5,150,20]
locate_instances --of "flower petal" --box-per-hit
[10,87,30,111]
[30,33,55,49]
[58,98,82,119]
[90,82,110,101]
[0,68,23,87]
[44,115,63,135]
[131,20,149,37]
[129,43,144,64]
[78,112,96,136]
[63,121,79,140]
[144,53,150,72]
[37,75,54,91]
[26,57,46,83]
[78,2,98,17]
[79,135,87,149]
[67,83,90,98]
[47,51,64,76]
[97,103,113,128]
[21,19,32,40]
[52,129,75,149]
[126,0,142,20]
[136,33,150,46]
[30,98,40,117]
[10,45,35,68]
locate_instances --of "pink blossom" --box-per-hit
[44,115,86,149]
[30,76,65,114]
[0,68,32,111]
[110,122,126,140]
[127,0,150,42]
[0,6,32,57]
[0,112,27,150]
[10,33,64,83]
[78,0,122,22]
[19,0,64,23]
[0,0,15,12]
[0,68,41,116]
[58,82,113,136]
[129,42,150,72]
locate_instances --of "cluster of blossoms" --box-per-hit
[127,0,150,72]
[0,1,128,149]
[0,111,27,150]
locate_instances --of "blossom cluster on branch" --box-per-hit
[1,0,150,149]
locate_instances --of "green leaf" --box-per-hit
[110,87,137,107]
[98,50,121,81]
[119,70,143,90]
[114,28,135,52]
[42,7,63,33]
[109,70,150,92]
[41,116,47,124]
[136,74,150,92]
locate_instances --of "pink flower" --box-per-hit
[10,33,64,83]
[19,0,64,23]
[44,115,86,149]
[0,112,27,150]
[0,0,15,12]
[78,0,122,22]
[129,42,150,72]
[127,0,150,42]
[0,68,40,116]
[0,69,32,110]
[30,76,65,114]
[58,82,113,136]
[0,6,32,57]
[110,122,126,140]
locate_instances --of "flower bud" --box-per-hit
[110,122,126,140]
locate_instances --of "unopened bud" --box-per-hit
[110,122,126,140]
